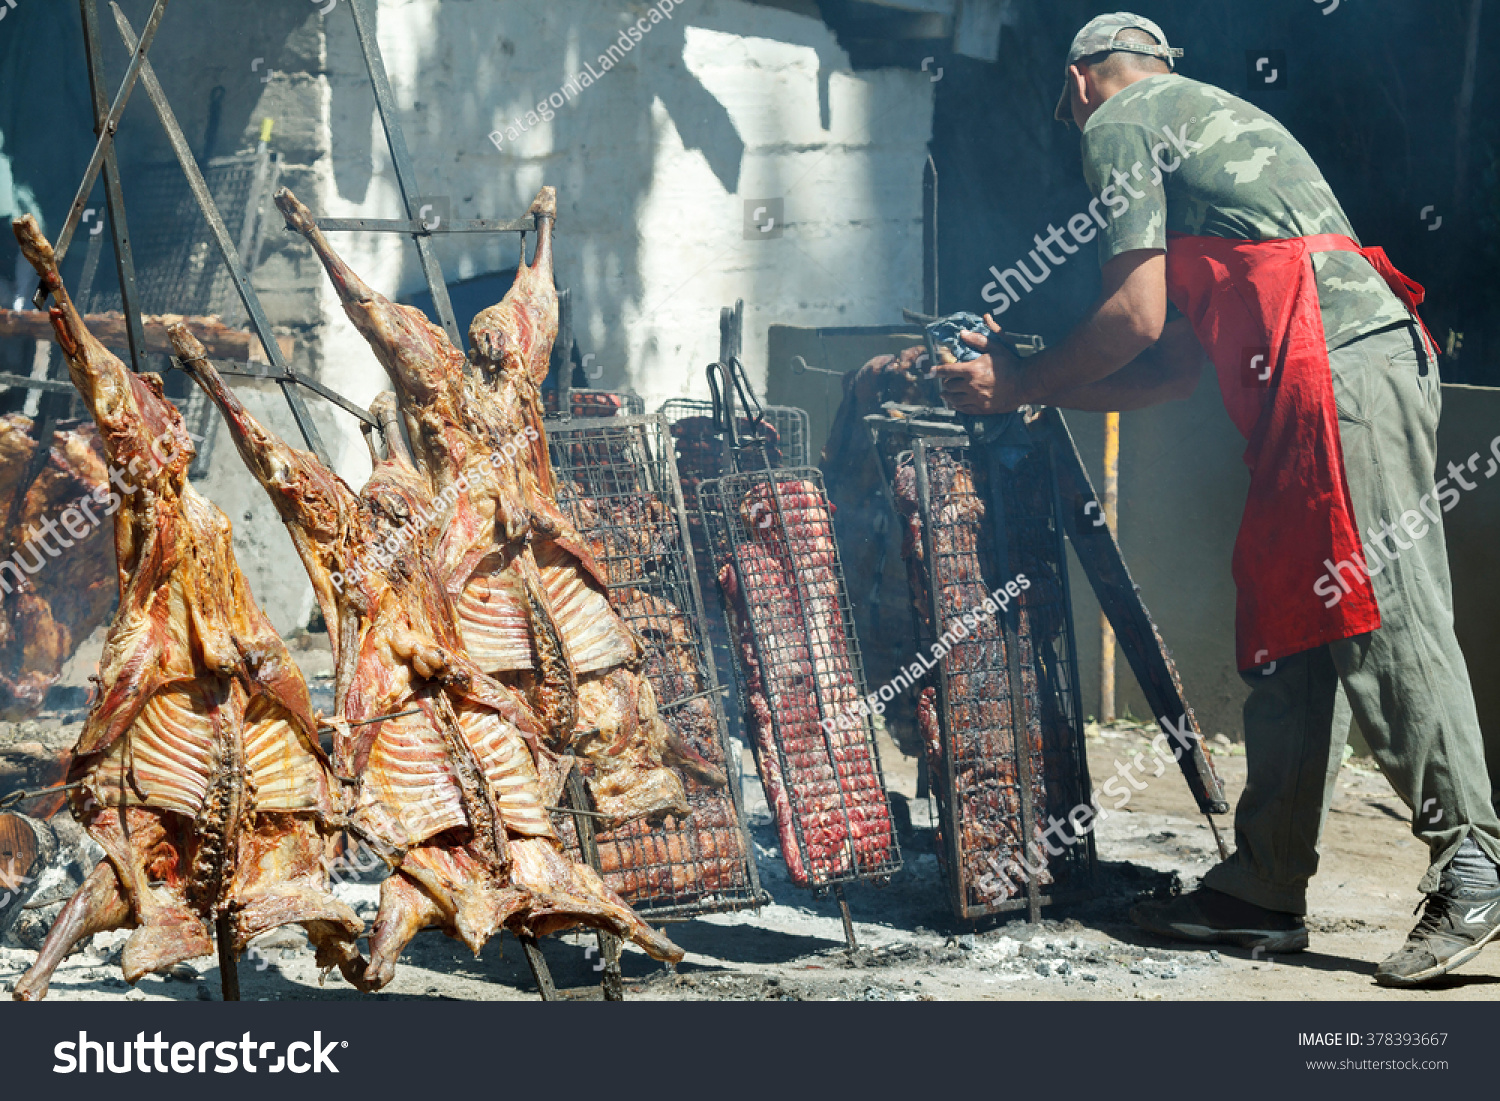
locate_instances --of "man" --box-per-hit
[935,12,1500,987]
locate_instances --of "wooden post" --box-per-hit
[1099,411,1120,724]
[518,934,557,1001]
[215,914,240,1001]
[0,813,52,943]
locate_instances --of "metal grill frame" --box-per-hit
[544,412,766,917]
[89,149,276,320]
[879,416,1097,920]
[546,388,646,418]
[700,465,903,890]
[658,398,809,468]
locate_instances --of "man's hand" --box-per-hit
[933,314,1026,415]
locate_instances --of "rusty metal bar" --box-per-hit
[215,914,240,1001]
[1041,406,1229,815]
[78,0,148,371]
[316,216,537,235]
[45,0,169,276]
[346,0,463,349]
[112,4,332,466]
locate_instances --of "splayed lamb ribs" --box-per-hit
[170,327,681,989]
[0,415,115,719]
[274,185,717,829]
[8,216,363,1001]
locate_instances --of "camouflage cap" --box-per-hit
[1054,12,1183,123]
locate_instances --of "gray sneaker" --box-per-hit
[1375,871,1500,988]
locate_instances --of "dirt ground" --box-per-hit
[0,635,1486,1002]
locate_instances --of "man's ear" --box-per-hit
[1070,64,1091,113]
[1068,63,1092,127]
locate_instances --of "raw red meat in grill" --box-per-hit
[715,478,896,887]
[893,445,1062,912]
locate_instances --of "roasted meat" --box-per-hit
[583,589,748,899]
[8,216,363,1001]
[273,185,702,828]
[716,479,898,887]
[171,328,681,988]
[0,415,115,718]
[892,446,1067,911]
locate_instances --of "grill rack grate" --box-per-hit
[545,388,646,419]
[659,398,809,467]
[89,151,275,320]
[878,413,1096,919]
[545,413,765,917]
[699,466,902,889]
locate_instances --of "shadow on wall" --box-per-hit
[322,0,913,403]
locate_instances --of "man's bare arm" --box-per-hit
[1046,317,1206,411]
[937,249,1169,414]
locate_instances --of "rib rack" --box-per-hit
[875,410,1096,920]
[700,467,901,890]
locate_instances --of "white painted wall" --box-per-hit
[220,0,932,632]
[315,0,932,420]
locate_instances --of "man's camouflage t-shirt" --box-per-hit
[1079,75,1413,351]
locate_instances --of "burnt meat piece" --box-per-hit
[0,415,115,719]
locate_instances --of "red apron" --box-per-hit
[1164,232,1436,670]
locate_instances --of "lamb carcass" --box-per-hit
[8,216,364,1001]
[0,414,116,719]
[170,328,681,988]
[273,185,707,829]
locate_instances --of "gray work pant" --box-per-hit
[1201,321,1500,914]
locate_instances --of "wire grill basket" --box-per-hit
[546,413,764,916]
[699,466,902,889]
[877,413,1095,919]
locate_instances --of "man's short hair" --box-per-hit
[1081,28,1172,81]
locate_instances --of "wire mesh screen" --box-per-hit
[545,413,764,916]
[886,422,1094,919]
[544,388,646,418]
[90,151,273,320]
[700,467,902,889]
[658,399,807,467]
[765,406,809,469]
